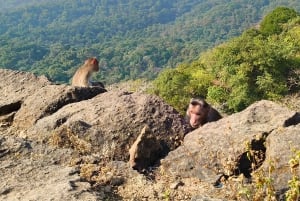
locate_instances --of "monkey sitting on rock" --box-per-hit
[186,98,222,129]
[71,57,105,88]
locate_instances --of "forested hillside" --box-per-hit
[0,0,299,84]
[153,7,300,113]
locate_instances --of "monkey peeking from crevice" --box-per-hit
[186,98,222,130]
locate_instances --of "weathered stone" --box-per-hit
[160,100,299,184]
[1,69,300,200]
[0,69,51,105]
[13,85,106,130]
[0,69,51,121]
[28,90,189,161]
[129,125,163,170]
[261,124,300,193]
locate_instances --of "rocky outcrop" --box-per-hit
[0,69,106,128]
[160,100,300,198]
[26,90,189,162]
[262,124,300,191]
[1,69,299,200]
[0,69,51,127]
[0,69,190,200]
[13,85,106,129]
[0,126,99,201]
[0,69,51,106]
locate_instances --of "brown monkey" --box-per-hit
[186,98,222,129]
[71,58,100,87]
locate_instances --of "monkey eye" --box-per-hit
[190,101,199,106]
[191,111,202,116]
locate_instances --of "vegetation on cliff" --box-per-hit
[153,7,300,113]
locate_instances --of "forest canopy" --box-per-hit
[0,0,299,84]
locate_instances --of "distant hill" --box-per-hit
[0,0,299,84]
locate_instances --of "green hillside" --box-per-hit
[153,7,300,113]
[0,0,299,84]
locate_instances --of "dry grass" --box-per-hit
[280,93,300,112]
[50,126,91,154]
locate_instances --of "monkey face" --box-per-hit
[86,58,99,72]
[188,105,203,128]
[187,99,209,128]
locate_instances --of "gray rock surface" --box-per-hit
[0,127,99,201]
[13,85,106,129]
[27,90,189,161]
[262,124,300,191]
[160,100,300,191]
[0,69,51,127]
[0,69,51,107]
[129,125,163,171]
[1,69,299,200]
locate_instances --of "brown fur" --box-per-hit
[71,58,99,87]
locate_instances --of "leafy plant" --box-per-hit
[260,7,298,36]
[153,8,300,113]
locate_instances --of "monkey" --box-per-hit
[186,98,222,129]
[71,57,101,87]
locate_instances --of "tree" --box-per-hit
[260,7,298,36]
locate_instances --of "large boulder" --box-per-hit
[26,90,189,163]
[2,69,299,200]
[0,69,106,129]
[0,69,51,106]
[261,124,300,192]
[13,85,106,130]
[160,100,300,191]
[0,69,50,126]
[0,126,100,201]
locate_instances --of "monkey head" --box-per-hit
[85,57,99,72]
[186,98,210,129]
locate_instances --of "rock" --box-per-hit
[0,69,51,105]
[13,85,106,130]
[0,69,106,130]
[261,124,300,193]
[0,164,98,201]
[160,100,300,185]
[0,69,51,125]
[28,90,189,161]
[0,112,16,127]
[170,180,184,189]
[129,125,163,171]
[0,126,99,200]
[1,69,300,200]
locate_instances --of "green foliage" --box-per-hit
[152,68,191,114]
[152,63,213,114]
[0,1,299,85]
[207,86,228,106]
[153,8,300,113]
[260,7,298,36]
